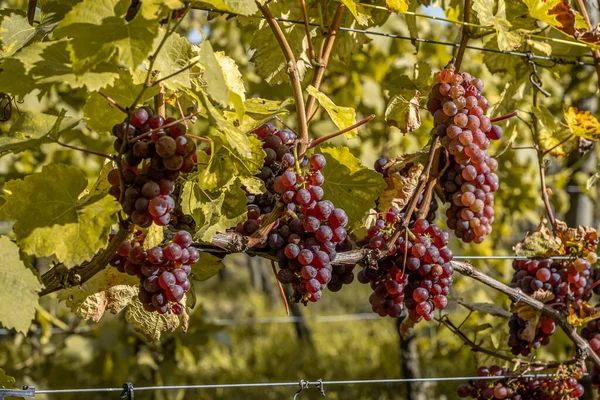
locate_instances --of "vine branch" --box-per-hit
[454,0,471,71]
[256,2,310,156]
[574,0,600,91]
[305,4,345,119]
[309,114,375,148]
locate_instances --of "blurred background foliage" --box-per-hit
[0,0,599,398]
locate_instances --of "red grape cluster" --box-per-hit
[456,365,584,399]
[357,214,453,322]
[508,258,593,355]
[246,123,298,216]
[581,318,600,393]
[427,65,501,243]
[110,230,198,314]
[108,107,196,228]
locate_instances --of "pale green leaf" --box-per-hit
[244,98,293,115]
[385,0,409,13]
[339,0,370,25]
[0,368,18,390]
[58,268,139,321]
[473,0,522,51]
[191,253,225,281]
[307,85,358,139]
[137,29,193,89]
[192,0,258,16]
[385,90,421,133]
[215,51,246,116]
[126,297,179,342]
[0,10,36,57]
[54,0,160,73]
[1,164,121,267]
[0,236,43,334]
[200,40,229,105]
[144,224,164,249]
[140,0,184,19]
[84,69,159,133]
[0,111,79,156]
[318,146,386,227]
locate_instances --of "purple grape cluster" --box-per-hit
[108,107,196,228]
[110,230,199,314]
[457,365,584,399]
[427,65,501,243]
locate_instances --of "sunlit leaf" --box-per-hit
[378,163,422,212]
[564,106,600,140]
[307,85,358,139]
[0,236,43,334]
[385,90,421,133]
[191,253,225,281]
[126,297,180,342]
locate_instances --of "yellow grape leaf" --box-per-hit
[564,107,600,140]
[143,224,164,250]
[339,0,369,25]
[513,218,562,257]
[568,302,600,327]
[386,0,409,13]
[385,90,421,134]
[533,106,577,157]
[307,85,358,139]
[473,0,522,51]
[0,367,17,390]
[378,163,423,212]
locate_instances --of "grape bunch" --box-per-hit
[358,214,454,322]
[508,257,594,355]
[427,64,501,243]
[107,107,196,228]
[456,365,585,399]
[581,317,600,395]
[110,230,199,314]
[234,139,351,304]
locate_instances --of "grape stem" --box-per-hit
[490,111,518,123]
[309,114,375,148]
[129,112,201,143]
[574,277,600,304]
[415,146,442,220]
[256,2,310,157]
[305,4,345,119]
[97,91,128,114]
[541,134,574,156]
[53,140,114,160]
[299,0,316,64]
[386,136,441,253]
[438,315,576,370]
[574,0,600,90]
[185,134,211,142]
[454,0,471,71]
[154,83,166,118]
[271,260,290,315]
[275,115,298,135]
[151,59,200,87]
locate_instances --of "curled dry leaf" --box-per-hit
[377,163,423,212]
[554,219,598,254]
[384,90,421,134]
[513,218,562,258]
[564,107,600,140]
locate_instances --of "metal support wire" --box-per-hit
[9,373,586,397]
[192,6,596,66]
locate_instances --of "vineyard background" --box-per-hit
[1,0,600,398]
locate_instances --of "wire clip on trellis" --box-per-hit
[0,385,35,400]
[121,382,134,400]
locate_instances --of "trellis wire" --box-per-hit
[23,374,588,396]
[192,6,596,66]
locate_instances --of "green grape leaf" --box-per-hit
[0,111,80,156]
[455,298,512,318]
[473,0,522,51]
[58,268,139,322]
[200,40,229,105]
[244,98,293,115]
[533,106,577,156]
[307,85,358,139]
[250,23,313,85]
[54,0,160,73]
[1,164,121,267]
[84,70,159,133]
[0,367,18,390]
[239,176,265,194]
[318,146,386,228]
[195,134,264,192]
[194,0,258,16]
[137,29,193,90]
[223,98,293,133]
[139,0,184,20]
[144,224,164,249]
[191,253,225,281]
[0,236,43,334]
[82,162,114,201]
[385,90,421,133]
[38,0,85,27]
[215,51,246,117]
[0,10,37,57]
[385,0,409,13]
[339,0,370,25]
[181,179,247,241]
[11,39,120,91]
[126,297,180,342]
